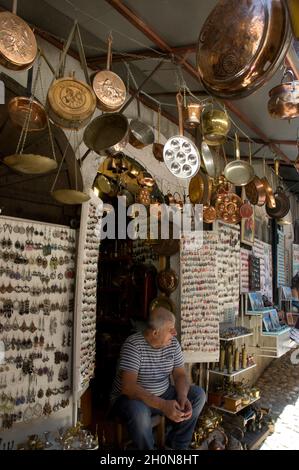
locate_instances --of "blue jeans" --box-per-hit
[112,385,206,450]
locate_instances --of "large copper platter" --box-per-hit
[197,0,291,99]
[0,12,37,70]
[47,78,96,130]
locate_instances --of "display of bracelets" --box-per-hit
[0,216,75,431]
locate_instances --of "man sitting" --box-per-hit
[110,307,205,450]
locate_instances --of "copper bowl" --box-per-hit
[8,97,47,132]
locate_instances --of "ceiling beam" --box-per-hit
[104,0,291,164]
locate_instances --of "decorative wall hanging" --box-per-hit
[0,215,75,431]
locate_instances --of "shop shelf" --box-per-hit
[219,333,253,341]
[208,364,256,377]
[211,396,260,415]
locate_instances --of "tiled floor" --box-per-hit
[255,348,299,450]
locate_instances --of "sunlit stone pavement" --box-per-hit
[255,349,299,450]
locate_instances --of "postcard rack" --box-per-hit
[244,292,290,358]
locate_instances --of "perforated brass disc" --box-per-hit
[51,189,90,205]
[4,154,57,174]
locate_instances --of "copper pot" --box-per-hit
[83,113,129,154]
[184,102,202,129]
[266,187,290,219]
[268,69,299,119]
[245,177,267,206]
[197,0,291,99]
[201,108,230,146]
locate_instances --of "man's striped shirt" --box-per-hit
[111,332,184,402]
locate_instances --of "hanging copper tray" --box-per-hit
[0,12,37,70]
[197,0,291,99]
[4,154,57,175]
[8,97,47,132]
[215,193,242,224]
[47,78,96,130]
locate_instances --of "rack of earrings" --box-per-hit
[73,191,103,394]
[0,216,76,431]
[180,232,220,363]
[215,222,240,323]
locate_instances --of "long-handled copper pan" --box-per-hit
[245,143,266,206]
[223,134,255,186]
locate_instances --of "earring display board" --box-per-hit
[180,232,219,363]
[0,216,76,431]
[240,248,250,293]
[73,191,103,399]
[277,231,286,288]
[216,222,240,322]
[293,244,299,276]
[253,239,273,301]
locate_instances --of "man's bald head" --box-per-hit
[147,307,175,331]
